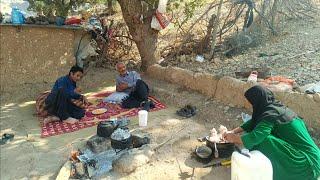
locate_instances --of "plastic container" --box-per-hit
[138,110,148,127]
[247,71,258,82]
[231,150,273,180]
[11,8,24,24]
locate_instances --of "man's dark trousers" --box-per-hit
[121,79,149,108]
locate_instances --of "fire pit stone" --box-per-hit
[86,135,112,153]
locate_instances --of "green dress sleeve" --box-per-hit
[240,119,254,132]
[241,120,275,150]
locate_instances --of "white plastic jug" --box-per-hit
[231,150,273,180]
[138,110,148,127]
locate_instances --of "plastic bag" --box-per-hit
[305,82,320,94]
[11,7,25,24]
[241,112,251,122]
[151,0,171,30]
[151,10,171,31]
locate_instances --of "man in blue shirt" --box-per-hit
[115,62,154,111]
[44,66,87,124]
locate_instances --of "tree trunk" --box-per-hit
[117,0,159,71]
[199,14,216,54]
[209,0,224,58]
[107,0,114,12]
[271,0,279,28]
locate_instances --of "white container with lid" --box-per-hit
[231,150,273,180]
[138,110,148,127]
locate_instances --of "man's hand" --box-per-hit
[75,87,82,93]
[83,96,89,104]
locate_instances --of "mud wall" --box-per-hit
[147,65,320,130]
[0,25,86,95]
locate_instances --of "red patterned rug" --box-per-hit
[40,91,166,138]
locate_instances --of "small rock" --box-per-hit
[87,165,95,178]
[236,115,241,119]
[74,162,86,176]
[306,94,314,100]
[26,134,36,142]
[29,170,39,177]
[114,145,154,174]
[214,59,222,64]
[224,106,230,111]
[56,161,72,180]
[248,65,254,69]
[313,93,320,102]
[197,67,203,72]
[180,55,187,62]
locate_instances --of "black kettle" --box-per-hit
[97,121,118,138]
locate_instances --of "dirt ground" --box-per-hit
[1,68,246,180]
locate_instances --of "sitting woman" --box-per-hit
[44,66,88,124]
[223,85,320,180]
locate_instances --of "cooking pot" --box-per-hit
[111,135,132,150]
[205,136,235,158]
[110,128,132,150]
[97,121,118,138]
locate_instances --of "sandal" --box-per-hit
[0,133,14,145]
[141,99,156,111]
[176,105,197,118]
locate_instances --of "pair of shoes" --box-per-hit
[0,133,14,145]
[176,105,197,118]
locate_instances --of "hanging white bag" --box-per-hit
[151,0,171,30]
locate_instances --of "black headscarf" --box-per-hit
[244,85,297,128]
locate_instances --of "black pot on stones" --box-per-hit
[97,121,118,138]
[111,135,132,150]
[132,135,151,148]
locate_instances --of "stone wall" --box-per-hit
[0,25,86,95]
[147,65,320,130]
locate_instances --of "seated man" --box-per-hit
[113,62,154,110]
[44,66,88,124]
